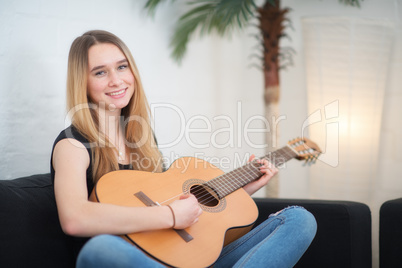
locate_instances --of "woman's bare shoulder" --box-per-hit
[52,138,90,171]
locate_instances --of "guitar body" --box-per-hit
[92,157,259,268]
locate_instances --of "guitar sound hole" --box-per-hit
[190,184,219,207]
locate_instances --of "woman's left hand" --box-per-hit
[242,154,279,196]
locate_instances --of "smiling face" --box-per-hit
[87,43,135,112]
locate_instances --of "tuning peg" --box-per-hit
[303,156,311,166]
[311,153,321,164]
[309,156,316,165]
[311,155,317,165]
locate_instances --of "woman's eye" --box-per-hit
[118,64,128,70]
[95,71,106,76]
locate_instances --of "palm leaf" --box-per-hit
[146,0,362,63]
[145,0,176,16]
[170,0,257,63]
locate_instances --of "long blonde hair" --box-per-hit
[66,30,163,183]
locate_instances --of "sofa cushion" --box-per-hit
[0,174,75,267]
[380,198,402,268]
[254,198,372,268]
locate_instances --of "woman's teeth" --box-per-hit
[108,89,125,96]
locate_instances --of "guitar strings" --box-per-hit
[182,147,296,205]
[159,160,264,206]
[160,147,298,207]
[196,146,308,205]
[197,161,263,204]
[190,147,297,204]
[158,162,257,205]
[161,151,277,206]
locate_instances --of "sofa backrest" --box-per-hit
[0,173,75,267]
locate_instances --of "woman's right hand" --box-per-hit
[168,194,203,229]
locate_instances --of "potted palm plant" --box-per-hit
[145,0,362,196]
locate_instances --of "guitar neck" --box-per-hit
[205,146,298,199]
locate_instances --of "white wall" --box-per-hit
[1,0,401,267]
[0,0,265,181]
[279,1,402,267]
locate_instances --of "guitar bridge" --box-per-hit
[134,191,158,207]
[134,191,194,243]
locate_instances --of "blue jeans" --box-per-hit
[77,206,316,268]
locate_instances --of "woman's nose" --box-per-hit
[108,70,123,87]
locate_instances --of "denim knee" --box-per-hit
[273,206,317,243]
[77,235,113,266]
[77,235,164,268]
[294,206,317,239]
[77,235,134,268]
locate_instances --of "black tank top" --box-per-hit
[50,125,95,197]
[50,125,132,196]
[50,125,132,259]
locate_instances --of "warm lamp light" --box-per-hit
[302,17,394,202]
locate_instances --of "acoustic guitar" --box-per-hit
[91,137,321,268]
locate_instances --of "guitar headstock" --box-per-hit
[287,137,322,163]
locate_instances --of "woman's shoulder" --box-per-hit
[51,125,92,167]
[54,125,91,150]
[51,126,94,195]
[51,125,93,175]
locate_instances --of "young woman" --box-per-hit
[51,30,317,268]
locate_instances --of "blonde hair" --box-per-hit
[66,30,163,183]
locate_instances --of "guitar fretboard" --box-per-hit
[205,146,297,199]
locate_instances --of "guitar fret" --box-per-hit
[229,168,245,186]
[223,173,237,194]
[208,177,226,198]
[229,165,252,187]
[219,175,234,197]
[247,162,262,177]
[220,176,232,196]
[262,147,297,168]
[206,146,299,199]
[209,162,259,198]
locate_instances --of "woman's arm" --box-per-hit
[53,139,201,237]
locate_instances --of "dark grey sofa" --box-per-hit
[380,198,402,268]
[0,173,372,267]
